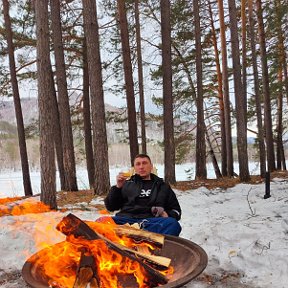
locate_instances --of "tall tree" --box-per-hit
[82,37,95,188]
[241,0,248,109]
[247,0,266,177]
[274,0,288,105]
[34,0,57,209]
[50,0,78,191]
[208,0,226,178]
[228,0,250,181]
[275,69,286,170]
[274,0,286,170]
[3,0,33,197]
[135,0,147,154]
[255,0,276,172]
[82,0,110,195]
[194,0,207,180]
[217,0,234,177]
[117,0,139,164]
[160,0,176,183]
[50,72,66,191]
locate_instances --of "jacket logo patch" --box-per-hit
[139,189,151,198]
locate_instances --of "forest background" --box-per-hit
[0,0,287,208]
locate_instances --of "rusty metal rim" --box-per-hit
[22,235,208,288]
[22,261,48,288]
[161,235,208,288]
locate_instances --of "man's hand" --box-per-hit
[116,172,129,188]
[160,211,168,217]
[151,206,168,217]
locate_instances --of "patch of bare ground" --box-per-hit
[193,271,258,288]
[0,269,28,287]
[56,189,105,210]
[173,170,288,191]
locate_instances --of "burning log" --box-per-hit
[114,225,164,247]
[73,250,100,288]
[57,213,169,286]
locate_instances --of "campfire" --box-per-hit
[22,213,208,288]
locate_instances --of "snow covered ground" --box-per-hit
[0,162,261,197]
[0,166,288,287]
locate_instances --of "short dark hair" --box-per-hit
[133,154,151,163]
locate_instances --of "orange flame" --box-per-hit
[29,217,173,288]
[0,196,22,205]
[0,198,52,217]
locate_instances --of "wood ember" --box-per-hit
[73,250,100,288]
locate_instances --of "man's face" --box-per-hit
[134,157,153,179]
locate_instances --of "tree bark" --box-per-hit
[3,0,33,196]
[34,0,57,209]
[50,0,78,191]
[82,37,95,188]
[276,69,285,170]
[194,0,207,180]
[135,0,147,154]
[228,0,250,182]
[241,0,248,118]
[217,0,234,177]
[117,0,139,165]
[82,0,110,195]
[275,0,287,170]
[208,0,226,177]
[247,0,266,177]
[255,0,276,172]
[160,0,176,183]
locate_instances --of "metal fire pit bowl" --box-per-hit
[22,235,208,288]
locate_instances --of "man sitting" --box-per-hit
[104,154,182,236]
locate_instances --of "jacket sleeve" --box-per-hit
[104,186,124,211]
[165,186,182,221]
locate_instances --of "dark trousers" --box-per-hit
[111,215,182,236]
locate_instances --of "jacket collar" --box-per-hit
[132,173,162,182]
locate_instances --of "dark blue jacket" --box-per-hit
[104,173,181,220]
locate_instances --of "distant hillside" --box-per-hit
[0,97,164,144]
[0,98,38,125]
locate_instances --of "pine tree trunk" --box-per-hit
[117,0,139,164]
[275,69,285,170]
[241,0,248,117]
[135,0,147,154]
[3,0,33,197]
[275,0,287,170]
[193,0,207,180]
[208,0,227,177]
[228,0,250,181]
[206,132,222,179]
[217,0,234,177]
[255,0,276,172]
[247,0,266,177]
[82,0,110,195]
[82,38,95,188]
[275,0,288,105]
[50,0,78,191]
[160,0,176,183]
[34,0,57,209]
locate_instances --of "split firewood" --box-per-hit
[135,245,151,255]
[115,243,170,268]
[60,215,170,268]
[89,277,100,288]
[73,267,93,288]
[57,213,168,286]
[73,250,100,288]
[113,225,164,247]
